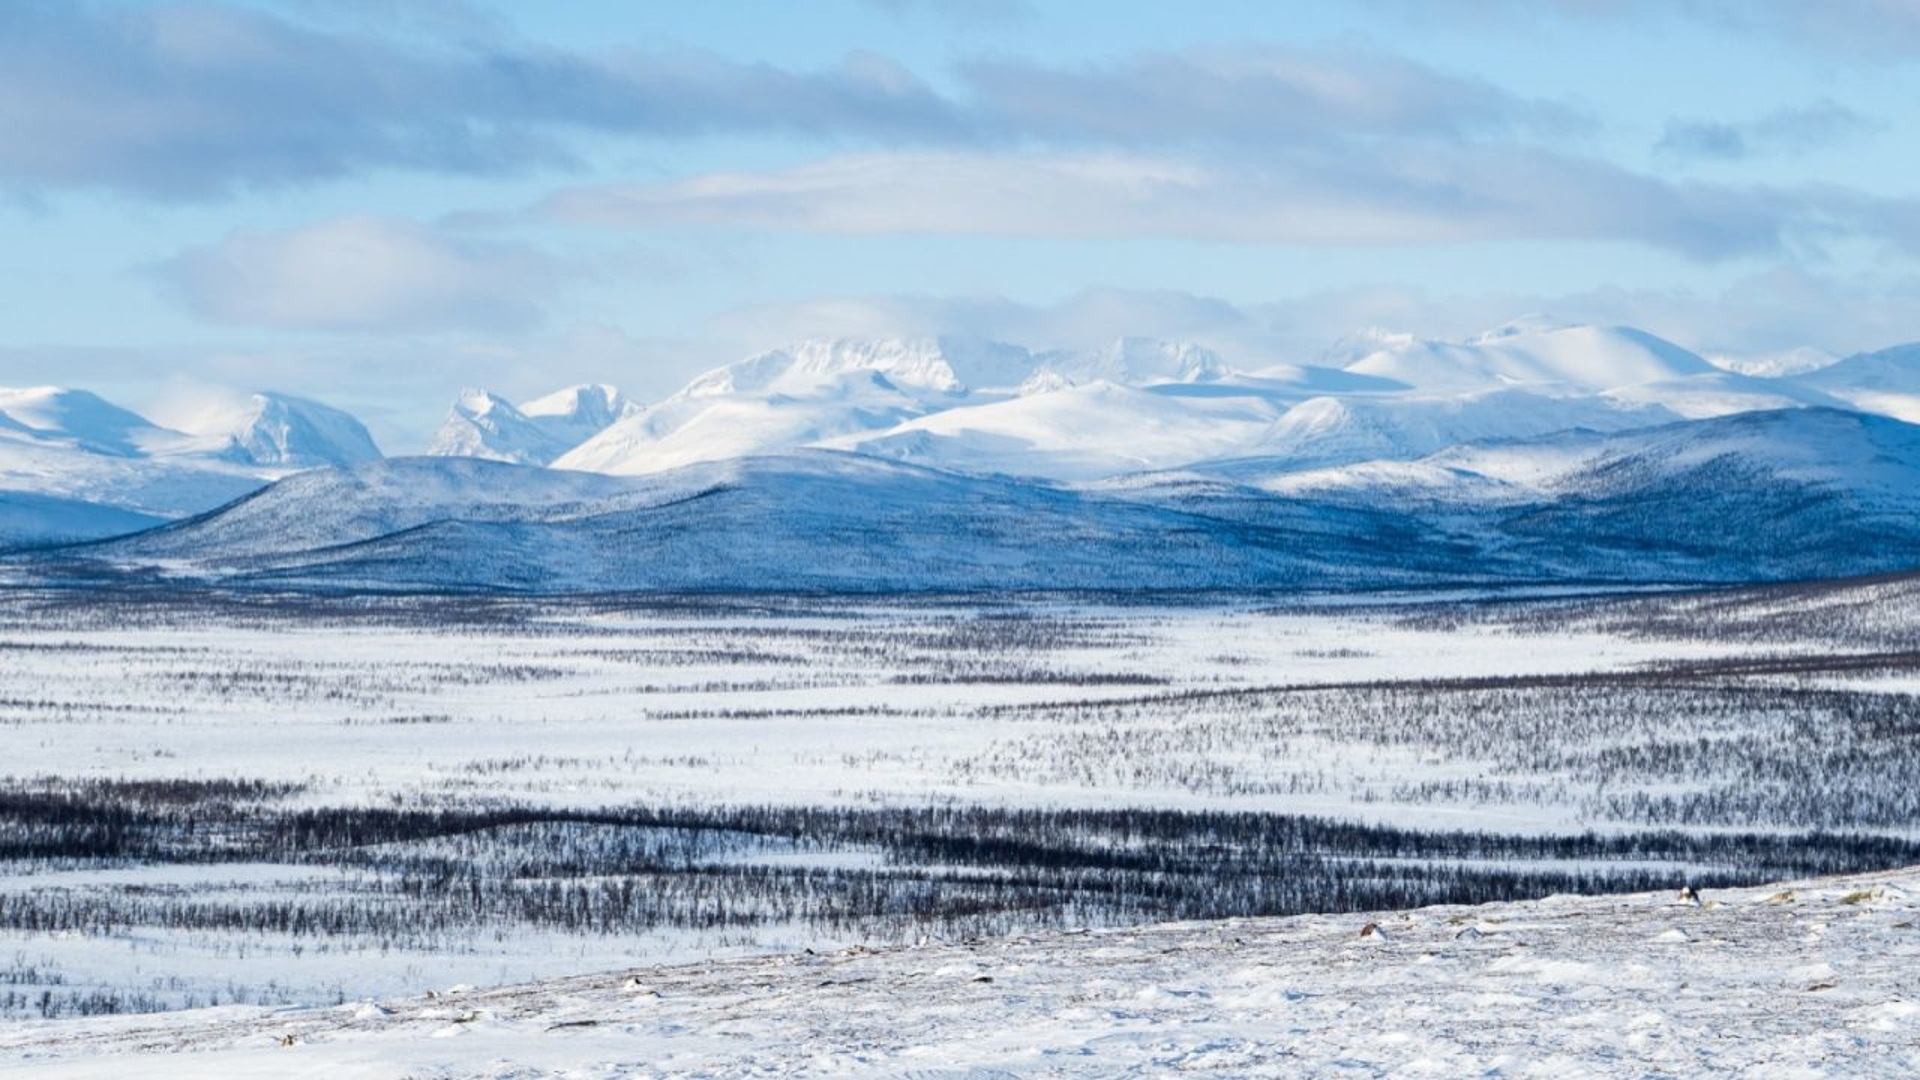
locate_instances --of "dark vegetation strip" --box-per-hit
[5,781,1915,942]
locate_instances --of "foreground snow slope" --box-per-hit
[6,864,1915,1079]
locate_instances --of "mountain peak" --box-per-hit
[453,387,515,417]
[688,336,1036,400]
[430,390,565,465]
[1342,323,1714,392]
[521,383,630,422]
[178,390,382,468]
[1468,313,1580,343]
[431,384,638,467]
[0,385,186,457]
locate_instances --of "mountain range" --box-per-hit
[9,319,1920,591]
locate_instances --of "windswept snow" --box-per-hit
[5,865,1916,1078]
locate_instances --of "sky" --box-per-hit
[6,0,1920,450]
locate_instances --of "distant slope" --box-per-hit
[60,453,1468,592]
[32,408,1920,592]
[832,381,1287,480]
[0,491,165,549]
[1226,408,1920,582]
[559,369,943,476]
[1339,321,1716,391]
[1792,343,1920,423]
[0,386,193,457]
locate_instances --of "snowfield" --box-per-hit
[4,864,1917,1078]
[3,580,1920,1037]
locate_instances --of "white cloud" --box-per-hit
[708,271,1920,369]
[540,146,1868,261]
[151,216,554,333]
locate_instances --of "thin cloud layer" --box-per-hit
[12,3,1903,267]
[6,0,1920,427]
[541,146,1881,261]
[0,3,1581,200]
[960,45,1589,147]
[0,3,961,198]
[1657,100,1875,162]
[152,216,554,332]
[714,271,1920,372]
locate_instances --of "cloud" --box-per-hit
[1677,0,1920,57]
[708,271,1920,370]
[1657,100,1874,162]
[0,3,1589,199]
[860,0,1033,27]
[540,145,1877,261]
[0,2,962,198]
[960,45,1591,147]
[1654,121,1748,162]
[150,216,555,332]
[1373,0,1920,57]
[710,288,1258,357]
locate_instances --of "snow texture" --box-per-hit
[5,865,1917,1078]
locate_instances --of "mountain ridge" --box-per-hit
[14,320,1920,574]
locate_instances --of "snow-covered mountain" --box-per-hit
[557,323,1857,481]
[170,390,382,467]
[17,319,1920,580]
[555,338,1036,475]
[429,389,572,466]
[519,383,638,447]
[0,385,381,548]
[1790,343,1920,423]
[429,384,639,466]
[0,386,199,457]
[1337,319,1714,391]
[71,452,1443,592]
[39,407,1920,591]
[1195,407,1920,582]
[1704,346,1840,378]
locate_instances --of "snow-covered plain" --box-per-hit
[3,579,1920,1057]
[5,864,1918,1078]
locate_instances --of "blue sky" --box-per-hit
[5,0,1920,449]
